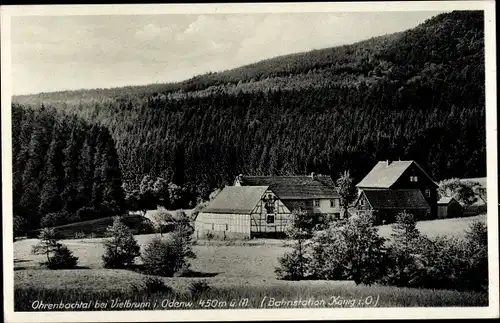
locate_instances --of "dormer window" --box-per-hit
[410,176,418,182]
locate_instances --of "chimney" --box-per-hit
[386,160,392,166]
[310,172,316,180]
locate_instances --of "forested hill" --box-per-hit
[13,11,486,207]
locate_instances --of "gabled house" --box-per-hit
[194,185,292,239]
[234,173,343,219]
[355,160,438,224]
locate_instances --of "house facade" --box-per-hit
[355,160,438,224]
[234,173,343,220]
[194,186,292,239]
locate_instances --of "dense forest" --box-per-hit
[12,11,486,220]
[12,105,125,232]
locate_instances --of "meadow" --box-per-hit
[13,215,488,310]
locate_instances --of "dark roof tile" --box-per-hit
[238,175,338,199]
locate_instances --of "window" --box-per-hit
[266,215,275,224]
[314,200,320,207]
[360,199,365,207]
[264,195,275,213]
[211,223,214,230]
[225,224,228,231]
[410,176,419,182]
[425,189,431,198]
[330,199,337,208]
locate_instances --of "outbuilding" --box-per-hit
[437,196,463,219]
[194,185,292,239]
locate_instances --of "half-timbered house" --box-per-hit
[234,173,343,219]
[194,185,292,239]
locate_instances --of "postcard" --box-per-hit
[1,1,498,322]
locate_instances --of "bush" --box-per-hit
[188,280,211,299]
[31,228,78,269]
[307,224,350,280]
[74,231,87,239]
[102,216,140,268]
[275,210,314,280]
[132,276,173,295]
[311,212,386,285]
[40,212,68,228]
[383,211,425,287]
[382,217,488,292]
[47,245,79,269]
[14,215,27,238]
[141,235,196,277]
[137,217,156,235]
[275,248,312,280]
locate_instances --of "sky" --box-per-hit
[10,11,448,95]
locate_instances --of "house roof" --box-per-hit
[437,196,457,205]
[202,186,269,214]
[356,160,437,188]
[237,175,338,199]
[360,189,430,210]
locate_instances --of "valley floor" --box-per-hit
[12,214,488,310]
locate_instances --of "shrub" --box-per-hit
[188,280,211,299]
[47,244,79,269]
[102,216,140,268]
[275,248,312,280]
[275,210,314,280]
[153,210,173,236]
[137,217,156,235]
[383,218,488,292]
[307,224,350,280]
[140,276,173,295]
[383,211,425,287]
[306,212,386,285]
[31,228,78,269]
[74,231,88,239]
[141,235,196,277]
[13,215,27,239]
[40,212,68,228]
[463,221,488,291]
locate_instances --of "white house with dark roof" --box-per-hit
[234,173,343,219]
[355,160,438,224]
[194,185,292,239]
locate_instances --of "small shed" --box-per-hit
[437,197,463,219]
[194,185,292,240]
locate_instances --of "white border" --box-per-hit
[1,1,498,322]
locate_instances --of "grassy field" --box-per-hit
[13,215,488,310]
[377,214,486,240]
[15,276,487,311]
